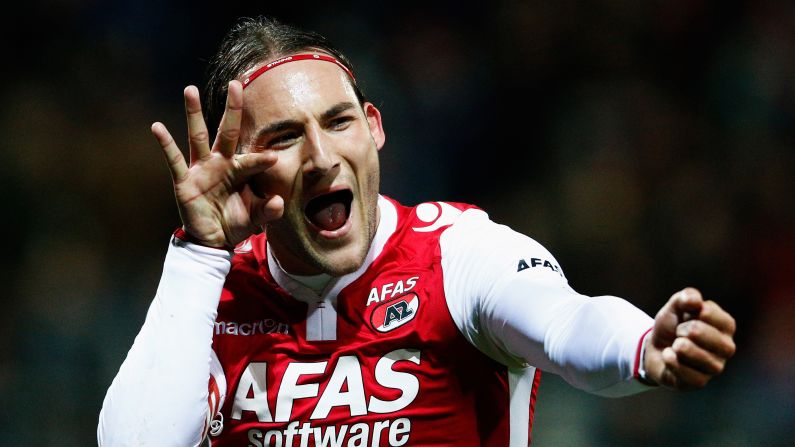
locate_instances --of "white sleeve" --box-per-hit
[98,236,230,446]
[441,209,654,397]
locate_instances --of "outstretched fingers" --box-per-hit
[214,80,244,157]
[184,86,212,164]
[152,122,188,182]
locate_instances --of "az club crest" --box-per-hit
[370,293,420,333]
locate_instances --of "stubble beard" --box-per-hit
[265,166,380,277]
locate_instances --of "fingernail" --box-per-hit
[673,338,687,351]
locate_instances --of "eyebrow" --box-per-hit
[251,101,358,141]
[320,101,357,122]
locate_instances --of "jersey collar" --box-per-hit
[266,195,398,302]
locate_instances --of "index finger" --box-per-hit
[213,80,244,158]
[666,288,705,322]
[652,288,704,346]
[657,288,704,323]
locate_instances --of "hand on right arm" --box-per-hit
[152,80,283,248]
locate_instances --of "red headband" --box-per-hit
[241,54,356,89]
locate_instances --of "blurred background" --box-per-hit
[1,0,792,445]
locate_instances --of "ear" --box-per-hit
[363,102,386,150]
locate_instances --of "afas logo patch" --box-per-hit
[369,293,420,333]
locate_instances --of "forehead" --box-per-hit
[241,60,359,127]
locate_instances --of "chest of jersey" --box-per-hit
[209,201,514,446]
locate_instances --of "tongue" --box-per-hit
[310,202,348,231]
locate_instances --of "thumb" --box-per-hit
[652,288,704,347]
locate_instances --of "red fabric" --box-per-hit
[242,54,356,90]
[201,375,222,440]
[528,369,542,444]
[208,198,536,446]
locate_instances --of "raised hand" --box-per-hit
[643,288,737,389]
[151,80,283,248]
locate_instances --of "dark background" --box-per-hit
[1,1,792,445]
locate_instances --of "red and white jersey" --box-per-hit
[210,197,537,446]
[98,196,654,447]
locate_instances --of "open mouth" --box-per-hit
[304,189,353,231]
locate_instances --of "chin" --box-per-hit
[267,182,378,276]
[311,245,369,276]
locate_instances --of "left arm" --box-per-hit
[441,209,653,396]
[441,209,735,396]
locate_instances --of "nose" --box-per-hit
[302,125,338,178]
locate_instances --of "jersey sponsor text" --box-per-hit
[245,418,411,447]
[366,277,419,306]
[231,349,421,423]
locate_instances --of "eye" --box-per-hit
[268,132,300,149]
[329,116,354,131]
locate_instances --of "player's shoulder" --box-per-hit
[433,201,565,277]
[226,232,269,274]
[385,196,487,235]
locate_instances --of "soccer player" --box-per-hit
[98,17,736,446]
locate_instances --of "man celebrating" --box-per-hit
[98,17,736,446]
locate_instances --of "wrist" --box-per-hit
[635,327,659,386]
[172,227,229,250]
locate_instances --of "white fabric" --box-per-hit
[440,208,653,397]
[98,199,655,446]
[98,197,399,445]
[265,195,398,341]
[507,366,537,447]
[97,237,232,446]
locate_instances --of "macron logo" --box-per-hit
[215,318,289,336]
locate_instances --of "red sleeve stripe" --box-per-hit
[633,326,654,378]
[208,375,221,415]
[528,369,542,444]
[201,375,221,440]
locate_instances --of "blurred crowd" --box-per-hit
[1,1,792,445]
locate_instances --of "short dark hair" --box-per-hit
[204,16,365,130]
